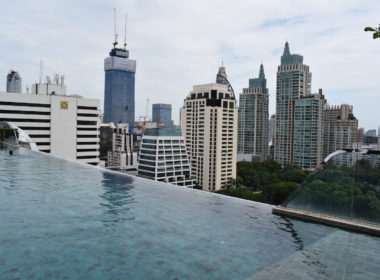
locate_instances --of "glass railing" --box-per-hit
[285,150,380,224]
[0,121,18,146]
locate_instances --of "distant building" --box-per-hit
[152,103,173,128]
[0,80,100,165]
[103,45,136,127]
[275,42,312,166]
[323,104,358,158]
[106,123,137,171]
[181,67,237,191]
[6,70,22,93]
[238,64,269,162]
[137,128,194,187]
[366,129,377,137]
[292,92,325,170]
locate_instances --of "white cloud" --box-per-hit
[0,0,379,130]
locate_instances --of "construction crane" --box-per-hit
[138,98,150,132]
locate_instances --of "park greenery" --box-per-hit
[217,160,308,205]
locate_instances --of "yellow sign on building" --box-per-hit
[60,101,69,110]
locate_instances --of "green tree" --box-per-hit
[364,25,380,39]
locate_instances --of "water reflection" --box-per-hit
[100,172,136,228]
[274,216,304,251]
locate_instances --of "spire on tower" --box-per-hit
[123,13,127,49]
[259,64,265,79]
[283,41,290,56]
[113,8,119,48]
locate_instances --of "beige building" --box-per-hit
[0,80,100,165]
[180,82,237,191]
[323,104,358,158]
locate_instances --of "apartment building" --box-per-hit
[181,73,237,191]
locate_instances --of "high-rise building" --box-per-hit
[0,80,100,165]
[137,128,194,187]
[180,67,237,191]
[275,42,312,166]
[293,92,325,170]
[323,104,358,158]
[6,70,22,93]
[238,64,269,162]
[152,103,173,128]
[103,42,136,127]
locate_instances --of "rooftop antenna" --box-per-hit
[123,13,127,49]
[39,60,44,84]
[113,8,118,48]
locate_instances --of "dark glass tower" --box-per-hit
[104,47,136,128]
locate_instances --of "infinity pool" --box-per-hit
[1,144,379,280]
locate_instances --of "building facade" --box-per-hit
[275,42,312,166]
[238,64,269,162]
[103,123,137,171]
[293,92,325,170]
[323,104,358,158]
[181,71,237,191]
[137,128,194,187]
[0,83,100,165]
[269,114,276,143]
[6,70,22,93]
[104,47,136,127]
[152,103,173,128]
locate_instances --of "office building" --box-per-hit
[238,64,269,162]
[181,67,237,191]
[293,92,325,170]
[137,128,194,187]
[275,42,311,166]
[6,70,22,93]
[323,104,358,158]
[0,78,100,165]
[103,42,136,127]
[152,103,173,128]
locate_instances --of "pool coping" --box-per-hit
[273,205,380,236]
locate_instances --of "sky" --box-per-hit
[0,0,379,130]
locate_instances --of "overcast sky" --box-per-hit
[1,0,379,130]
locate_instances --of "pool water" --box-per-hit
[1,144,379,280]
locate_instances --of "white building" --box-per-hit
[181,80,238,191]
[106,123,137,171]
[0,80,100,165]
[137,128,194,187]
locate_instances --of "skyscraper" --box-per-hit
[6,70,22,93]
[269,114,276,143]
[275,42,312,166]
[152,104,173,128]
[238,64,269,162]
[323,104,358,158]
[180,67,237,191]
[103,37,136,127]
[293,92,325,170]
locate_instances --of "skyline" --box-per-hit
[0,0,379,129]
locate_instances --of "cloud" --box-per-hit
[0,0,379,130]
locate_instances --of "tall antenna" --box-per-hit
[124,13,127,49]
[39,60,44,83]
[113,8,118,48]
